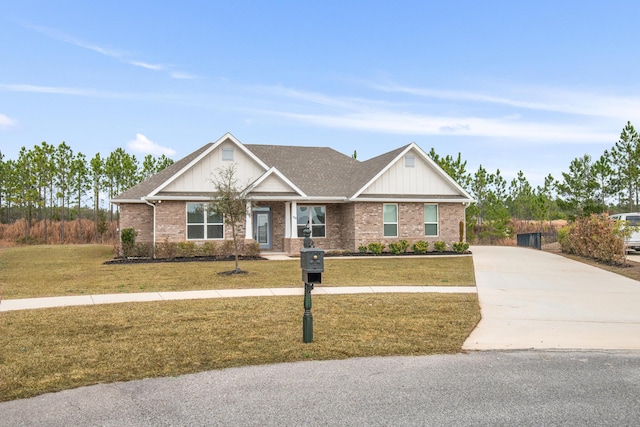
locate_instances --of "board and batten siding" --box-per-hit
[162,142,266,193]
[361,150,459,196]
[251,173,295,193]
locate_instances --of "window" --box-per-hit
[297,206,326,237]
[383,204,398,237]
[187,203,224,239]
[405,154,415,168]
[222,147,234,161]
[424,204,438,236]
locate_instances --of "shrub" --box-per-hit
[177,241,197,257]
[433,241,447,252]
[131,243,154,258]
[560,214,626,264]
[244,241,261,258]
[452,242,470,253]
[358,244,368,254]
[121,228,137,257]
[388,240,409,255]
[156,239,177,259]
[201,241,218,257]
[557,227,571,253]
[367,242,385,254]
[217,240,235,257]
[412,240,429,254]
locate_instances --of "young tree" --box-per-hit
[32,142,55,242]
[90,153,104,240]
[141,154,158,181]
[591,151,614,214]
[2,158,18,223]
[428,148,472,190]
[209,164,251,273]
[70,152,89,240]
[610,121,640,211]
[55,142,74,241]
[0,151,4,223]
[557,154,599,218]
[508,171,534,221]
[15,147,39,239]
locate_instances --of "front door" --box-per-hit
[253,208,272,250]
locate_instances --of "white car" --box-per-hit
[610,212,640,252]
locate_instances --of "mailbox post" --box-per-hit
[300,227,324,343]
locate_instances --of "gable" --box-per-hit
[359,147,464,197]
[249,172,299,194]
[161,138,267,194]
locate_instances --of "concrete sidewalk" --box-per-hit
[464,246,640,350]
[0,285,476,312]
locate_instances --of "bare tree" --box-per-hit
[209,164,251,273]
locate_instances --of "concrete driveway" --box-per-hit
[464,246,640,350]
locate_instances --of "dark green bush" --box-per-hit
[121,228,137,257]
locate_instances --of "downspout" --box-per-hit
[144,198,157,259]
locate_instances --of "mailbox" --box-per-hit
[300,247,324,284]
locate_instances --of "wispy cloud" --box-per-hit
[170,71,197,80]
[25,24,190,79]
[0,83,142,100]
[127,133,176,156]
[370,82,640,119]
[0,113,18,129]
[269,110,611,143]
[248,84,616,144]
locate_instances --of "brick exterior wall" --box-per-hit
[120,203,154,243]
[120,200,467,254]
[352,202,466,252]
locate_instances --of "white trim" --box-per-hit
[285,202,291,238]
[186,202,224,240]
[245,167,307,197]
[352,197,471,203]
[245,201,252,239]
[296,205,327,239]
[424,203,439,237]
[291,201,298,238]
[149,133,269,198]
[383,203,398,238]
[350,142,475,202]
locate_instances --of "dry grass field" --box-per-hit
[0,244,480,402]
[0,245,475,299]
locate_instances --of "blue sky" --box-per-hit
[1,1,639,187]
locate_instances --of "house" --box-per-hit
[111,133,475,254]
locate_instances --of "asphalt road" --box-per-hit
[3,350,640,426]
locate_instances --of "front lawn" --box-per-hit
[0,293,480,401]
[0,245,475,299]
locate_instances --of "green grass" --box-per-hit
[0,245,475,299]
[0,293,480,402]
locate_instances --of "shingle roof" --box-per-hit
[111,138,466,202]
[244,145,362,197]
[111,143,212,202]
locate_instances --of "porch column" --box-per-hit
[291,201,298,238]
[245,202,253,240]
[285,202,291,238]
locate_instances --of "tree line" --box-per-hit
[0,142,173,242]
[431,121,639,241]
[1,121,638,244]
